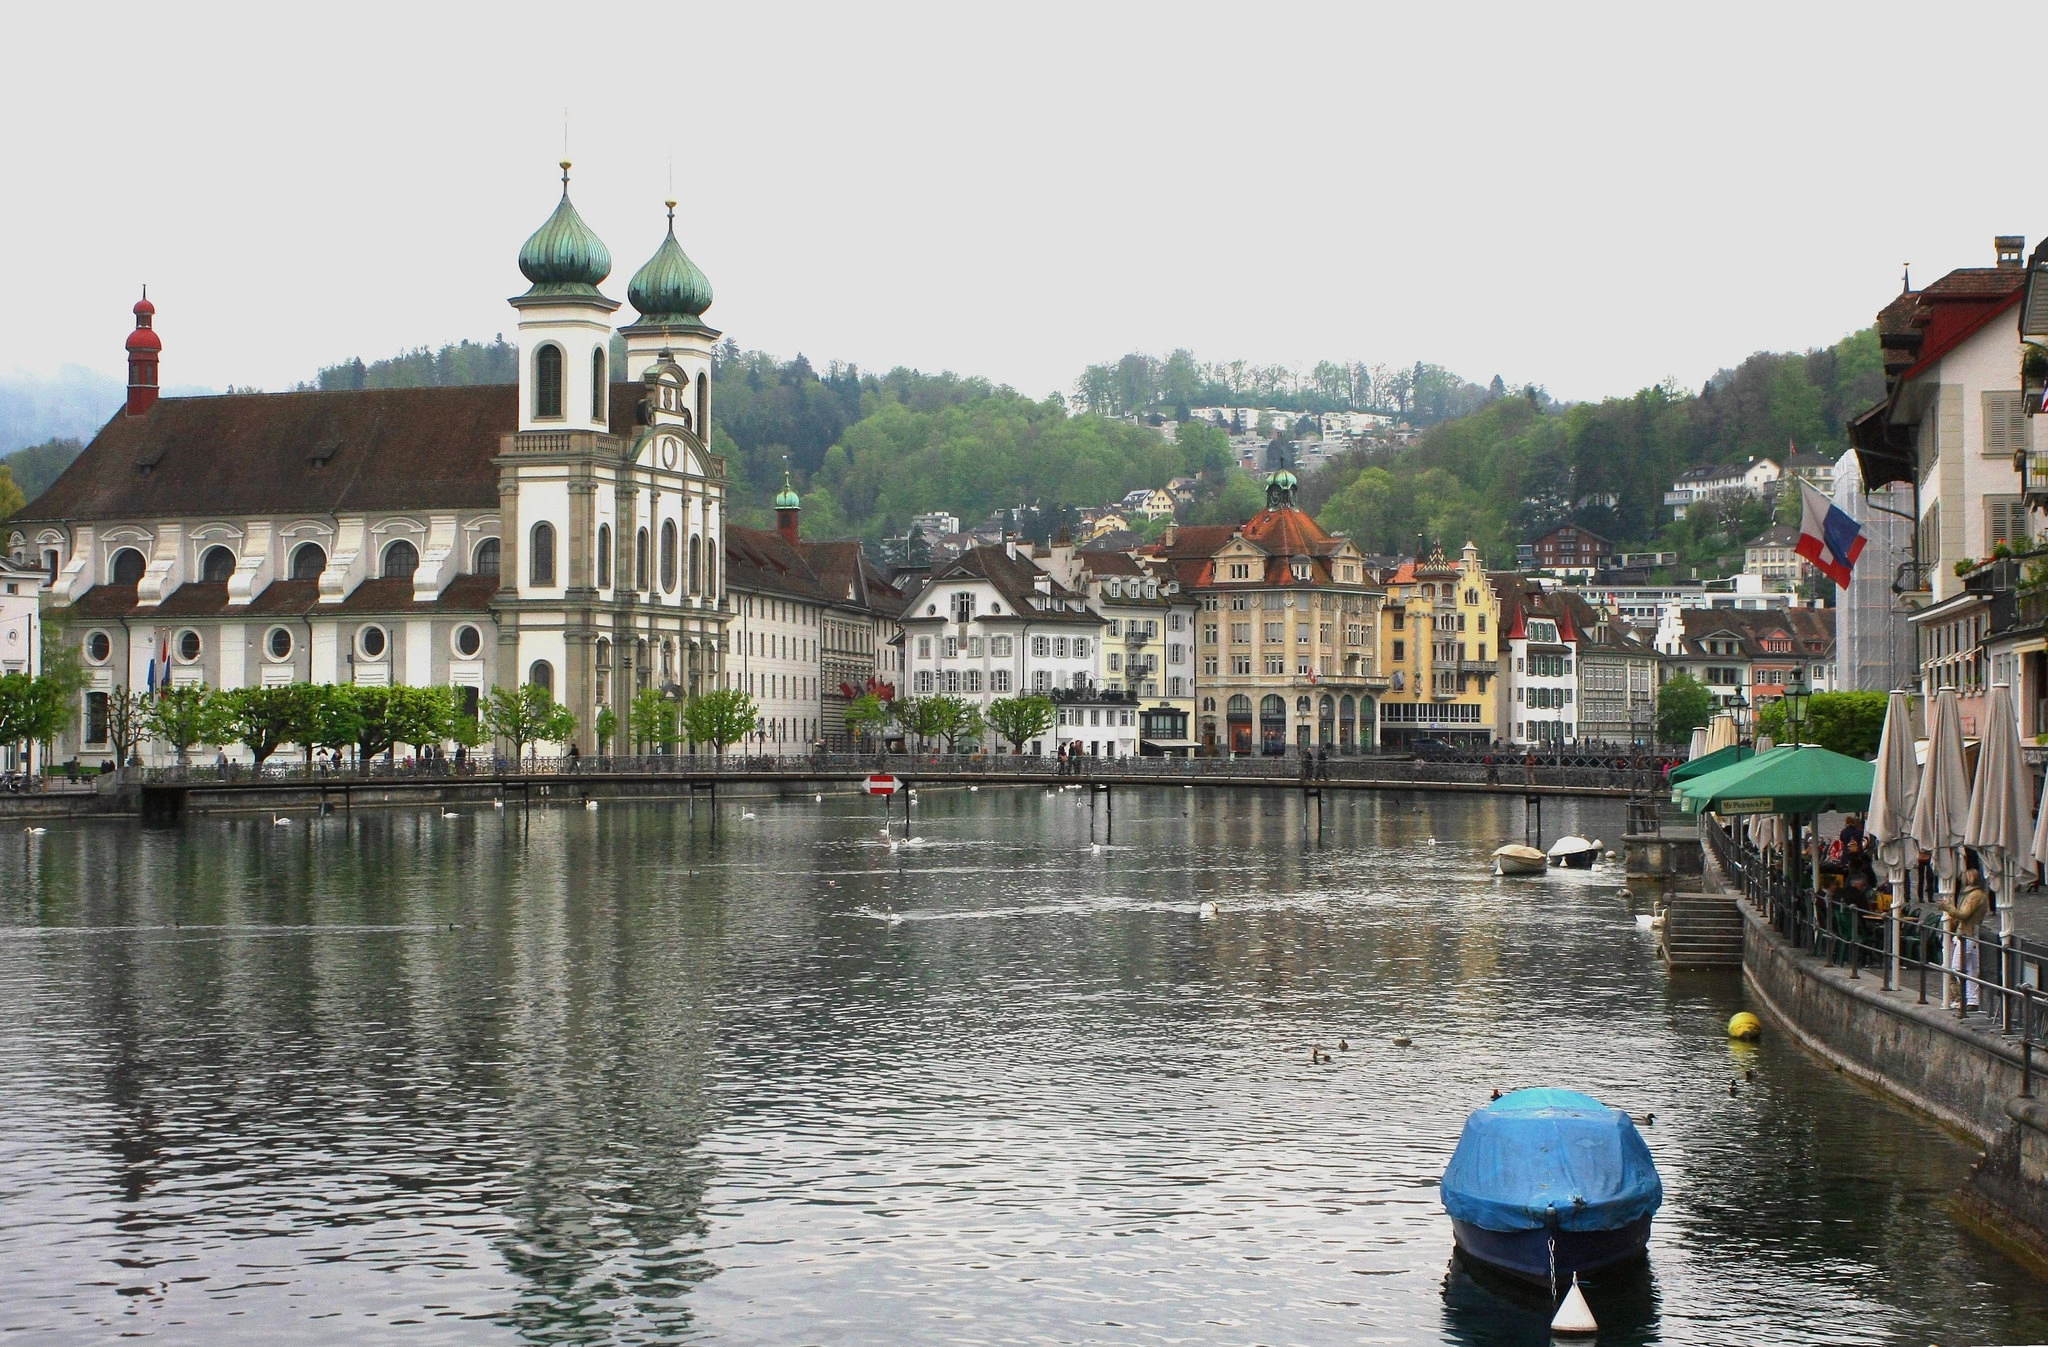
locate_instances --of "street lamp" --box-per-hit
[1729,690,1750,746]
[1784,672,1811,748]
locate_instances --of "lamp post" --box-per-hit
[1784,672,1812,748]
[1729,690,1750,746]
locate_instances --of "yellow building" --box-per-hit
[1374,542,1502,749]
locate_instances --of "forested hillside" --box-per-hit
[281,329,1880,564]
[1304,330,1882,570]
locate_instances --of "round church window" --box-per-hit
[358,626,387,660]
[267,627,293,660]
[453,625,482,659]
[85,631,111,664]
[176,630,202,663]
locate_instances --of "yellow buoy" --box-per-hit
[1728,1011,1761,1041]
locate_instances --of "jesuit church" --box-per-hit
[7,163,797,759]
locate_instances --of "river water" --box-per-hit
[2,787,2045,1345]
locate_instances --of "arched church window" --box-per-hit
[528,660,554,696]
[660,521,677,593]
[382,540,418,579]
[688,534,702,593]
[596,524,612,589]
[530,523,557,586]
[473,538,500,578]
[199,545,235,583]
[290,543,327,582]
[535,344,563,419]
[696,372,708,437]
[705,549,716,596]
[636,527,649,590]
[591,348,607,425]
[109,547,145,586]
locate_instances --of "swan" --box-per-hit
[740,811,757,820]
[22,825,45,836]
[1425,837,1438,846]
[440,809,460,819]
[492,798,505,809]
[900,836,926,848]
[815,793,824,802]
[1198,900,1217,919]
[1089,843,1101,854]
[969,785,979,792]
[272,814,291,827]
[584,800,599,811]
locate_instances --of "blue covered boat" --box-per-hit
[1440,1088,1662,1286]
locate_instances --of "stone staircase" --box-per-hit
[1660,894,1745,967]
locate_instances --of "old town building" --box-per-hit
[1141,472,1383,755]
[9,171,743,762]
[1373,543,1498,750]
[1039,542,1199,755]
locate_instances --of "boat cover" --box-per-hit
[1544,835,1594,857]
[1440,1088,1662,1233]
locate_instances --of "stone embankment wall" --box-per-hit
[1741,902,2048,1261]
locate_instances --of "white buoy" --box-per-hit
[1551,1273,1597,1335]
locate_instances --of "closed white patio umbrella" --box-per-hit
[1913,688,1971,1005]
[1966,683,2033,941]
[1867,689,1918,990]
[1688,726,1709,761]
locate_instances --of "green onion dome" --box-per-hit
[517,162,612,297]
[773,471,801,510]
[628,201,714,322]
[1267,470,1299,491]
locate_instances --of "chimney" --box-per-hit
[1004,532,1019,560]
[125,287,161,416]
[1998,236,2026,270]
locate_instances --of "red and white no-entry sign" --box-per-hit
[864,774,901,796]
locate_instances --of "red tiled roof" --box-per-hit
[16,383,654,526]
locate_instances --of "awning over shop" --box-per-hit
[1141,739,1200,750]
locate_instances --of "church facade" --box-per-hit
[8,165,759,762]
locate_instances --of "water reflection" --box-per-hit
[0,789,2043,1344]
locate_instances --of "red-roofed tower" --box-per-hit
[125,288,160,416]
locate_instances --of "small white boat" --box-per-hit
[1492,844,1548,876]
[1546,835,1602,869]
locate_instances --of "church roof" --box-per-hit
[63,573,500,621]
[626,203,714,328]
[15,383,650,526]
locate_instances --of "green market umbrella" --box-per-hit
[1668,743,1754,790]
[1678,745,1874,817]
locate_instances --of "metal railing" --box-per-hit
[1705,819,2048,1086]
[136,749,1640,792]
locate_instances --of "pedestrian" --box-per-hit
[568,742,581,774]
[1939,867,1989,1010]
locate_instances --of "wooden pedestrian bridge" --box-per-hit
[85,751,1645,825]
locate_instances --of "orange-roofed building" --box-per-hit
[1138,472,1384,755]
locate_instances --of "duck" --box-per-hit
[1392,1036,1413,1048]
[1631,1112,1656,1127]
[1337,1039,1348,1052]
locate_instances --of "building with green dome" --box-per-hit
[8,164,903,765]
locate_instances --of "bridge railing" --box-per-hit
[140,750,1634,791]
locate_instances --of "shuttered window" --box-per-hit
[1986,496,2030,550]
[1984,390,2027,458]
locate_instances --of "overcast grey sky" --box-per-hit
[6,2,2037,404]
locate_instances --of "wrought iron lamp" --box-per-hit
[1784,673,1812,747]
